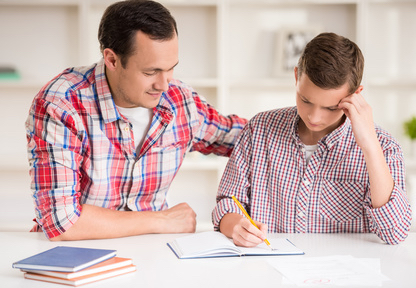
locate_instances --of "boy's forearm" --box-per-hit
[361,140,394,209]
[219,213,243,238]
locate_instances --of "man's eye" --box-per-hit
[301,99,310,104]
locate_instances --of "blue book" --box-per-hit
[12,246,117,272]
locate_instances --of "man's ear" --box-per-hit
[103,48,119,71]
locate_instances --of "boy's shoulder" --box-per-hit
[374,124,402,150]
[250,106,297,125]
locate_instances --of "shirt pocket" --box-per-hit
[319,179,365,222]
[146,141,188,187]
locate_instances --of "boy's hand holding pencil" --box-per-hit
[219,196,271,249]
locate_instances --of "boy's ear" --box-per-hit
[294,67,298,84]
[355,85,364,94]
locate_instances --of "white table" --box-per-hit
[1,232,415,287]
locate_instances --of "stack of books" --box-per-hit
[12,246,136,286]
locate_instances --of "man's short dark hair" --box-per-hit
[98,0,178,68]
[297,32,364,94]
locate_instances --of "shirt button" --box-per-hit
[298,211,305,217]
[303,180,310,186]
[124,126,129,132]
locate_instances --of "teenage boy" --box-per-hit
[213,32,412,246]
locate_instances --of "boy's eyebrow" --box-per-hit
[326,104,339,109]
[326,101,340,109]
[298,93,309,102]
[143,61,179,72]
[299,93,341,109]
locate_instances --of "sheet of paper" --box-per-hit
[239,238,304,255]
[268,255,389,286]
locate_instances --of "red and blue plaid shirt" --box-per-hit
[213,107,412,244]
[25,59,247,239]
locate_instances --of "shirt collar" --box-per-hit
[321,116,351,150]
[95,58,120,123]
[291,107,351,150]
[94,58,173,125]
[154,86,174,124]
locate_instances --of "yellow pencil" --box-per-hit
[231,195,273,249]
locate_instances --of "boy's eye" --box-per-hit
[143,71,157,76]
[327,107,339,111]
[301,98,310,104]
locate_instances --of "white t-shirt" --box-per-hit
[304,144,318,165]
[116,105,153,153]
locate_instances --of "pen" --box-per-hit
[231,195,273,250]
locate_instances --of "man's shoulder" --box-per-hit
[165,79,195,100]
[161,79,201,114]
[37,63,97,104]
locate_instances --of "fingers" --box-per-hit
[339,86,366,109]
[339,94,358,110]
[232,218,267,247]
[340,92,372,119]
[256,221,269,234]
[337,89,377,150]
[338,90,370,120]
[172,202,197,216]
[163,202,196,233]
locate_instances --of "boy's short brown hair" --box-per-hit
[297,32,364,94]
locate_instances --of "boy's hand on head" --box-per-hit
[338,87,378,152]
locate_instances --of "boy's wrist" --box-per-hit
[219,213,243,237]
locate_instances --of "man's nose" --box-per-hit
[154,72,171,92]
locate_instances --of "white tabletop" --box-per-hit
[1,232,415,288]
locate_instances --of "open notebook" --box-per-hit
[167,231,304,259]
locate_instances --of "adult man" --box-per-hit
[25,0,246,240]
[213,32,412,246]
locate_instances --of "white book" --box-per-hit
[167,231,304,259]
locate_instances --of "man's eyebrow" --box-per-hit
[143,61,179,72]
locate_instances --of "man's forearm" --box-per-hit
[50,203,196,241]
